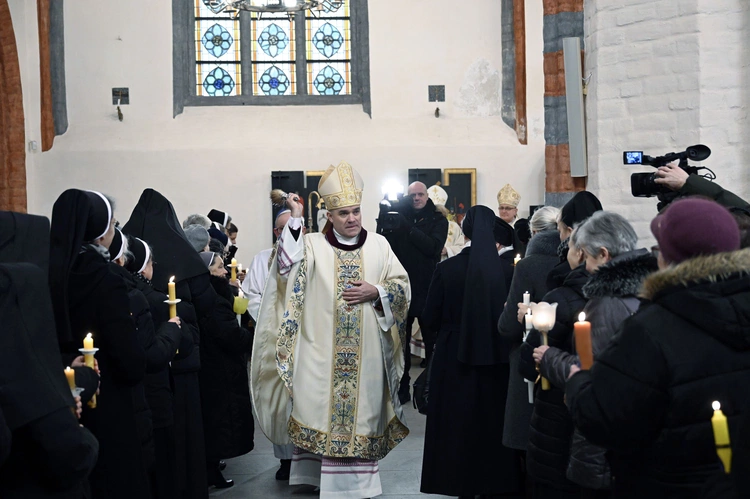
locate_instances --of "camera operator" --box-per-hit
[380,181,448,404]
[654,162,749,209]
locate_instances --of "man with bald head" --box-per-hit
[380,181,448,403]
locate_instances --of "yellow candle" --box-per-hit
[64,366,76,389]
[231,258,238,281]
[712,401,732,473]
[83,333,95,368]
[514,254,521,266]
[574,312,594,370]
[168,276,177,319]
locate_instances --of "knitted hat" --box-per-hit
[651,198,740,264]
[184,224,210,252]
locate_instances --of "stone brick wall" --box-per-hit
[584,0,750,243]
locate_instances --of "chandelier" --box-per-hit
[204,0,344,16]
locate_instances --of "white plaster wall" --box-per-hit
[12,0,547,262]
[584,0,750,245]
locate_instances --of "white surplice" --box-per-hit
[250,218,411,483]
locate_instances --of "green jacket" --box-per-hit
[680,175,749,209]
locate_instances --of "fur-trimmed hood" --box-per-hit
[583,249,658,299]
[641,248,750,351]
[525,229,561,258]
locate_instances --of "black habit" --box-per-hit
[49,190,150,499]
[420,206,520,496]
[123,188,212,499]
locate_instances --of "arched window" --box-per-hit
[173,0,370,115]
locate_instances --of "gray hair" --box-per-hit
[182,214,211,230]
[530,206,560,233]
[575,211,637,259]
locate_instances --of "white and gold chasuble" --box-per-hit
[251,224,411,461]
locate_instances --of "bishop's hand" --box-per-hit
[342,280,379,305]
[286,193,304,218]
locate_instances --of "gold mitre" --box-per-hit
[497,183,521,207]
[427,184,448,206]
[318,161,364,210]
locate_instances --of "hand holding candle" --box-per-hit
[711,401,732,473]
[574,312,594,370]
[530,302,558,391]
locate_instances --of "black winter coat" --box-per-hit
[382,199,448,316]
[519,265,589,491]
[566,249,750,499]
[199,276,255,461]
[542,249,657,490]
[0,408,99,499]
[64,248,150,499]
[135,275,195,428]
[111,264,182,468]
[498,229,560,450]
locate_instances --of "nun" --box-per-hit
[123,189,214,498]
[110,232,185,499]
[48,189,149,499]
[420,205,520,498]
[0,211,99,498]
[197,252,255,489]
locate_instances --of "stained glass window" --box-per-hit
[187,0,364,104]
[306,2,352,96]
[251,14,296,96]
[195,0,241,97]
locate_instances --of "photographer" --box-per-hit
[379,181,448,404]
[654,162,749,210]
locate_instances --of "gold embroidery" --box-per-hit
[289,416,409,461]
[275,254,307,392]
[325,247,364,456]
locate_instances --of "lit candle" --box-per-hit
[83,333,95,368]
[514,254,521,266]
[523,291,530,306]
[65,366,76,389]
[712,401,732,473]
[231,258,238,281]
[168,276,177,319]
[574,312,594,370]
[237,263,243,274]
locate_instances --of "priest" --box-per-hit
[251,161,411,499]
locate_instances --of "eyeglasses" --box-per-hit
[498,206,517,211]
[651,245,660,259]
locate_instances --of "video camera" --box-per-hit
[623,144,715,208]
[376,194,409,232]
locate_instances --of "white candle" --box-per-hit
[525,311,533,331]
[523,291,530,306]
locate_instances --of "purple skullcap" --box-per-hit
[651,198,740,264]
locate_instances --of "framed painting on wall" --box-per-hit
[441,168,476,225]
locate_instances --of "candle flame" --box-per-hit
[86,332,92,339]
[516,254,521,258]
[579,312,586,322]
[169,276,175,283]
[713,401,721,411]
[66,366,71,371]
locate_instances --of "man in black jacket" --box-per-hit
[380,181,448,403]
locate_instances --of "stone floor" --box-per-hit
[210,363,427,499]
